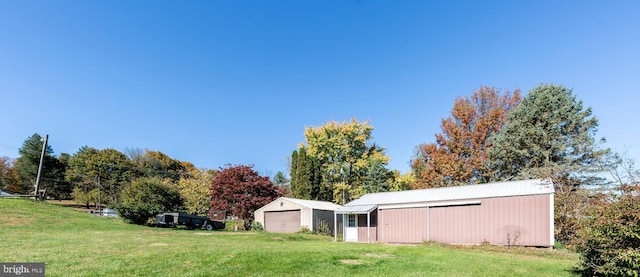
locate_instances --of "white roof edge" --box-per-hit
[345,179,554,206]
[257,197,342,211]
[336,204,378,214]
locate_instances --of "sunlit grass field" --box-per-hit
[0,199,578,276]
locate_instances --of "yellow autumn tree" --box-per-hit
[299,118,390,204]
[171,168,215,216]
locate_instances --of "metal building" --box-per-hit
[255,197,342,234]
[335,179,554,246]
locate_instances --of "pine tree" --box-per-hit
[489,84,610,182]
[488,83,613,245]
[14,133,69,197]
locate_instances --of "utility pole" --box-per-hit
[34,134,48,200]
[98,176,101,214]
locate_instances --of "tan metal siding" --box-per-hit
[264,210,301,233]
[380,208,428,243]
[255,198,309,230]
[256,198,317,232]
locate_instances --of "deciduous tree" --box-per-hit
[174,168,215,216]
[301,118,390,204]
[209,164,284,229]
[412,87,520,188]
[389,170,413,192]
[0,156,14,192]
[66,147,134,207]
[132,150,188,181]
[576,183,640,276]
[116,177,183,225]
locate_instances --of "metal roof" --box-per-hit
[335,204,378,214]
[280,197,343,211]
[345,179,554,206]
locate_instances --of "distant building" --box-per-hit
[255,197,342,234]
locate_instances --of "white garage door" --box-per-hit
[264,210,301,233]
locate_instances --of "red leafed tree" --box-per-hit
[411,86,521,188]
[209,164,285,229]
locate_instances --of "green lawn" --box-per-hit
[0,199,579,276]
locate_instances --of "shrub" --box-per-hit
[298,226,312,234]
[250,221,264,231]
[575,185,640,276]
[317,220,331,236]
[115,178,183,225]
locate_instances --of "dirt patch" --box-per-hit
[149,243,170,246]
[340,259,364,265]
[194,232,213,236]
[0,217,36,226]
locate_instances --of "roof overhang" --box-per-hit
[335,204,377,214]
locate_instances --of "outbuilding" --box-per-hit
[335,179,554,246]
[255,197,342,234]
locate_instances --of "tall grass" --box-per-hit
[0,199,578,276]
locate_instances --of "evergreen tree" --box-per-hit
[488,84,613,245]
[272,171,289,187]
[13,134,69,197]
[362,160,391,193]
[489,84,611,182]
[289,148,314,200]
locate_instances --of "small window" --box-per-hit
[347,214,356,227]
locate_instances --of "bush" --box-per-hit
[115,178,184,225]
[575,186,640,276]
[224,220,245,231]
[250,221,264,231]
[298,226,312,234]
[317,220,331,236]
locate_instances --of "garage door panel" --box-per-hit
[264,210,301,233]
[382,208,427,243]
[429,205,481,244]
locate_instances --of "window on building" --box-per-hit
[347,214,356,227]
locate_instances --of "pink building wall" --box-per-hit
[357,211,377,242]
[374,194,552,246]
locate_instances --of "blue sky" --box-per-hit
[1,1,639,176]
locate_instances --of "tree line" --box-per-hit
[285,83,637,275]
[1,83,637,274]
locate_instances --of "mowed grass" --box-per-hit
[0,199,578,276]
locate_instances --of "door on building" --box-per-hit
[344,214,358,242]
[264,210,301,233]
